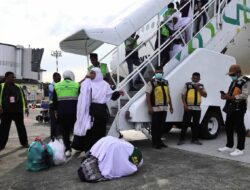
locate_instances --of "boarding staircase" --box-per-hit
[105,0,250,137]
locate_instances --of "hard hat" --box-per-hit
[227,64,241,75]
[63,70,75,81]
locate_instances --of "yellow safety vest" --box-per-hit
[186,82,203,106]
[54,80,79,101]
[150,79,169,106]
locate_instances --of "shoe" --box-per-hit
[129,86,138,91]
[22,144,29,148]
[152,144,161,149]
[177,140,185,146]
[65,150,72,157]
[160,142,168,148]
[192,140,202,145]
[230,149,244,156]
[218,146,233,152]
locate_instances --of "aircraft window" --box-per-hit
[151,22,155,29]
[146,24,150,31]
[141,26,144,33]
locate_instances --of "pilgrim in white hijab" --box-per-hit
[90,136,143,179]
[74,67,114,136]
[166,15,191,58]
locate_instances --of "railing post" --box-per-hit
[214,0,217,17]
[158,13,161,67]
[116,46,121,112]
[191,0,195,37]
[87,55,89,68]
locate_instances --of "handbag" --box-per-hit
[78,153,106,183]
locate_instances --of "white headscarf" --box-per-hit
[167,15,191,31]
[90,136,142,179]
[90,67,114,103]
[73,67,114,136]
[63,70,75,81]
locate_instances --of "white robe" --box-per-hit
[90,136,142,179]
[73,67,114,136]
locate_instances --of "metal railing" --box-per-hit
[95,0,230,114]
[113,0,231,112]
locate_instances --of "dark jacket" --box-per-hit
[0,83,27,113]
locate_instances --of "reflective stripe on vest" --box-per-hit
[186,83,202,106]
[0,83,26,111]
[151,80,169,106]
[88,63,107,77]
[54,80,79,101]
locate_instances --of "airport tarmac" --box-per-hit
[0,109,250,190]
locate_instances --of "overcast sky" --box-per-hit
[0,0,140,82]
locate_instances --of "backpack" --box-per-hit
[26,137,54,172]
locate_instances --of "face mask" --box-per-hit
[230,76,237,81]
[155,73,163,80]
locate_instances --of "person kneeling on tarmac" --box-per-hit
[78,136,143,183]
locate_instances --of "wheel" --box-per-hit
[200,111,221,139]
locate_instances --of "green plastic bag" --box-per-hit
[26,137,54,172]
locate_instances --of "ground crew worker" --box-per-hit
[53,70,80,157]
[88,53,112,85]
[0,71,29,151]
[218,65,250,156]
[163,3,177,20]
[178,72,207,145]
[125,33,145,91]
[146,67,173,149]
[48,72,61,140]
[155,22,172,67]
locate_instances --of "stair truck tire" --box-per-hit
[200,111,222,139]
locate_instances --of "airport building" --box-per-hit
[0,42,45,102]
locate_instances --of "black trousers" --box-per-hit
[180,110,201,141]
[151,111,167,146]
[196,12,207,33]
[126,57,146,88]
[58,114,76,151]
[225,111,246,150]
[49,104,61,139]
[155,37,171,67]
[84,116,107,152]
[0,113,28,149]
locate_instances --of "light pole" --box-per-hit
[51,50,62,72]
